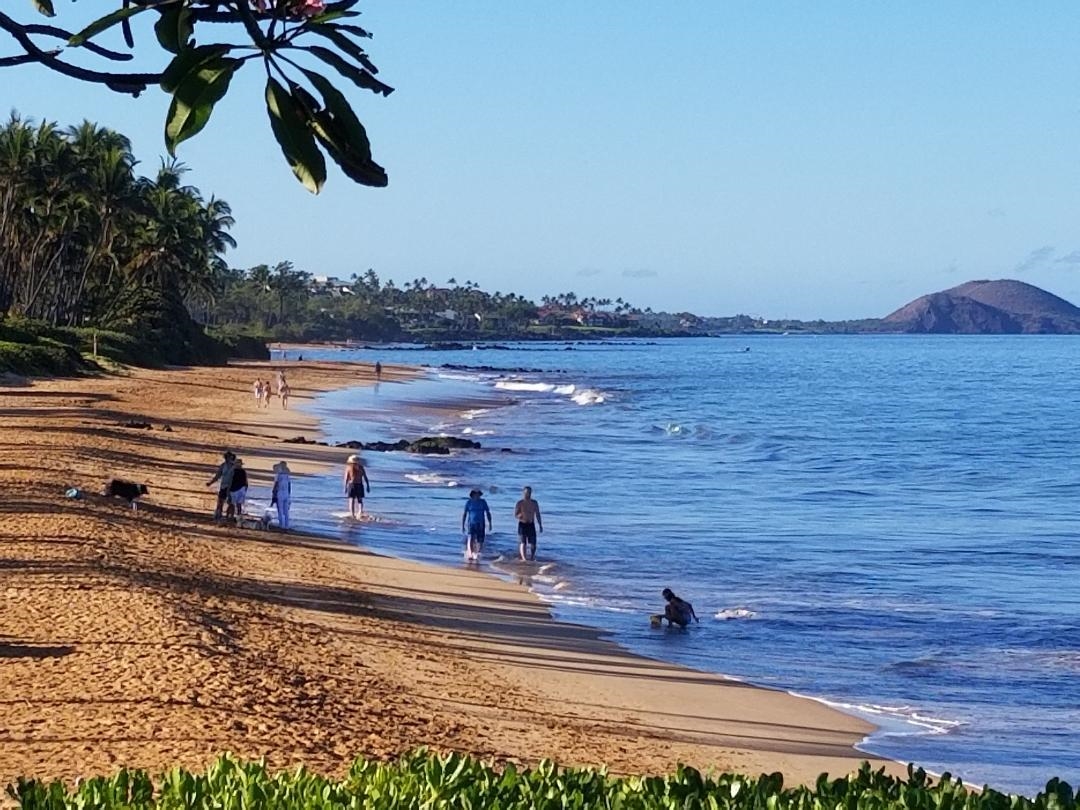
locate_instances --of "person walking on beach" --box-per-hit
[206,451,237,520]
[276,369,286,395]
[462,489,492,562]
[374,361,382,381]
[229,458,249,523]
[262,379,274,408]
[514,486,543,561]
[343,454,370,518]
[280,381,291,410]
[661,588,699,629]
[272,461,292,531]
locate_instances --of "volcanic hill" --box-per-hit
[882,279,1080,334]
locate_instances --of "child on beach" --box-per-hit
[462,489,492,562]
[343,454,370,518]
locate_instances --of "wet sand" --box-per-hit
[0,361,906,785]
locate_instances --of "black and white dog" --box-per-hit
[103,479,149,510]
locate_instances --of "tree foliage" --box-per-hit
[0,112,234,339]
[0,1,392,192]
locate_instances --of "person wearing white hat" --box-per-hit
[272,461,292,530]
[343,453,370,518]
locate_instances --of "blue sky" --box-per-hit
[4,2,1080,319]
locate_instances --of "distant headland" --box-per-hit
[878,279,1080,334]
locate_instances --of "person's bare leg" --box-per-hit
[519,539,526,561]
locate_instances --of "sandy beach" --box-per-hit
[0,360,907,787]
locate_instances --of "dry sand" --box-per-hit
[0,360,907,787]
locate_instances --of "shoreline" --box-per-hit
[0,360,906,786]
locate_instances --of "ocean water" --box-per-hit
[266,336,1080,795]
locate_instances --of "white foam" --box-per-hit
[714,608,757,620]
[405,473,460,487]
[571,389,606,405]
[495,381,556,393]
[814,698,964,737]
[460,408,491,420]
[462,427,494,436]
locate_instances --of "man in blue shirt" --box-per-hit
[462,489,493,562]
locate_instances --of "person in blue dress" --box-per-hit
[461,489,492,562]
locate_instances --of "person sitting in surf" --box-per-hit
[661,588,699,628]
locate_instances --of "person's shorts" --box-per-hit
[229,487,247,506]
[467,524,486,543]
[348,482,364,500]
[518,521,537,544]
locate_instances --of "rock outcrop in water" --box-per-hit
[330,436,482,454]
[883,279,1080,334]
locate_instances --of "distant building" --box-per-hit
[310,276,354,296]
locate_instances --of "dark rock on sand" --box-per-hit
[284,436,328,446]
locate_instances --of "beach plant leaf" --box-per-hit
[164,54,241,155]
[33,0,56,17]
[265,77,327,194]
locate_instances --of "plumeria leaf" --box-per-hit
[265,77,327,194]
[305,45,393,96]
[308,24,379,74]
[300,68,386,186]
[301,68,372,160]
[68,6,148,47]
[165,56,241,155]
[155,6,194,55]
[160,45,231,93]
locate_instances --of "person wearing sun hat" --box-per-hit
[343,453,370,518]
[272,461,292,530]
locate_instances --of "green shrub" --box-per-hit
[5,752,1075,810]
[0,340,83,376]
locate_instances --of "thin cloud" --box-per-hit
[1056,250,1080,265]
[1014,246,1055,274]
[576,267,604,277]
[622,269,657,279]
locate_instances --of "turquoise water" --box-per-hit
[270,337,1079,795]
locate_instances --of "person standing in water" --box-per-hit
[343,454,370,518]
[514,486,543,561]
[374,361,382,381]
[272,461,292,531]
[461,489,492,562]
